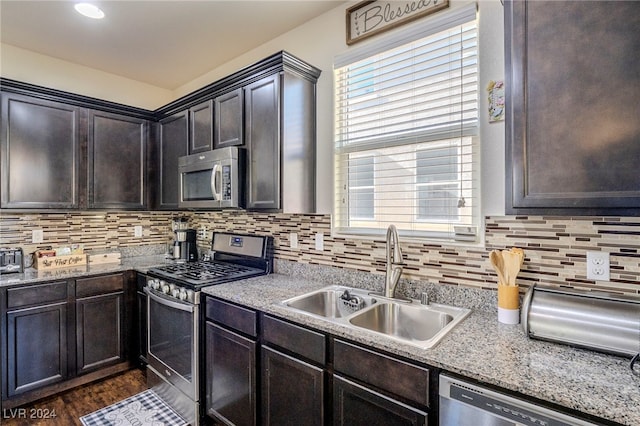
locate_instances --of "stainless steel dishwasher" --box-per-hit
[439,374,598,426]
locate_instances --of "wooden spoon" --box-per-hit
[489,250,507,285]
[502,249,523,286]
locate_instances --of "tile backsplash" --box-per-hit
[1,211,639,296]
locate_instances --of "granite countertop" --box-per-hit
[0,254,170,287]
[202,273,640,426]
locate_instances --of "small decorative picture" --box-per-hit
[487,80,505,122]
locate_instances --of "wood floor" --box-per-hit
[2,368,148,426]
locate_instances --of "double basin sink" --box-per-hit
[279,285,470,349]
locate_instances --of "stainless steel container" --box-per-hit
[521,285,640,357]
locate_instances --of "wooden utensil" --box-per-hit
[502,249,524,286]
[489,250,507,285]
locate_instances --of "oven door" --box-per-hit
[146,288,199,401]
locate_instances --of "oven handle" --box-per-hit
[146,288,195,313]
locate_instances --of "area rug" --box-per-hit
[80,389,187,426]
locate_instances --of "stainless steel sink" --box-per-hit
[279,286,470,349]
[281,286,378,319]
[348,302,469,348]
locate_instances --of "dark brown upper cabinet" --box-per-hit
[88,110,149,209]
[0,93,81,209]
[188,99,213,154]
[157,111,188,210]
[245,68,319,213]
[505,0,640,215]
[214,88,244,149]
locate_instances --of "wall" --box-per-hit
[0,43,173,110]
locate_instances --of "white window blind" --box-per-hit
[334,3,479,241]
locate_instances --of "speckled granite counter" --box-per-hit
[202,273,640,426]
[0,254,169,287]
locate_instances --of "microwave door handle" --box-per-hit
[211,164,221,201]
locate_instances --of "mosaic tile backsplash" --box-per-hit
[1,211,639,296]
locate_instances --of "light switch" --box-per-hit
[134,225,143,238]
[315,233,324,251]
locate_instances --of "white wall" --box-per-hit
[0,43,173,110]
[0,0,506,217]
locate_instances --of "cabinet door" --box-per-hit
[333,375,427,426]
[189,100,213,154]
[76,292,124,374]
[205,322,257,426]
[6,302,69,396]
[214,88,244,148]
[0,93,80,209]
[505,0,640,215]
[88,110,148,209]
[261,345,323,426]
[158,111,188,209]
[244,74,281,210]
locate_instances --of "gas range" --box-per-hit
[148,260,266,288]
[145,232,272,426]
[146,232,272,304]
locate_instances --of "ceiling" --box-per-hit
[0,0,344,90]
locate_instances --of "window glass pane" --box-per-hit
[349,156,374,187]
[416,147,458,184]
[417,183,459,220]
[349,188,374,219]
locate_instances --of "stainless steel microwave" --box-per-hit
[178,147,245,209]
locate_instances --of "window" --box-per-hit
[334,4,479,241]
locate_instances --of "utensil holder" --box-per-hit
[498,284,520,324]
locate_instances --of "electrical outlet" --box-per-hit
[290,232,299,249]
[134,225,143,238]
[199,225,207,239]
[32,229,44,244]
[587,251,610,281]
[315,233,324,251]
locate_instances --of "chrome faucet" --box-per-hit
[384,225,404,298]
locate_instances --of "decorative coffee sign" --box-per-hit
[346,0,449,45]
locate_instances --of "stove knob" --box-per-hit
[168,283,176,292]
[149,279,160,290]
[161,283,170,294]
[185,290,194,303]
[178,289,188,301]
[171,288,180,298]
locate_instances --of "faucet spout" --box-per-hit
[384,225,404,298]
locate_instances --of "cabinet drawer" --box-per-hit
[7,281,69,309]
[76,274,124,298]
[262,315,326,365]
[206,297,257,337]
[333,339,429,407]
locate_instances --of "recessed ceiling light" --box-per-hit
[74,3,105,19]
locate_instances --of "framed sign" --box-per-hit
[346,0,449,45]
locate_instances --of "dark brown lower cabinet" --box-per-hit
[6,301,69,397]
[75,274,125,375]
[76,292,124,374]
[205,321,257,426]
[333,375,427,426]
[1,273,133,408]
[261,345,324,426]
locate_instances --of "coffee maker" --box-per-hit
[172,217,198,262]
